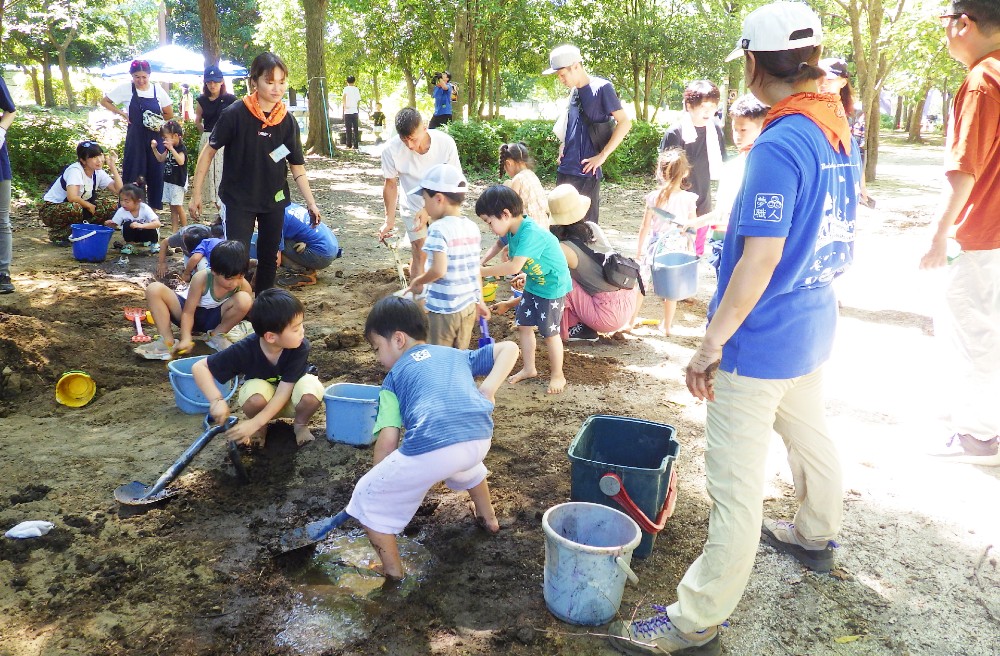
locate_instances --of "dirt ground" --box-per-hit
[1,135,998,656]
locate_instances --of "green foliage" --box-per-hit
[6,108,102,197]
[879,113,895,131]
[441,120,516,174]
[181,121,203,176]
[602,120,663,181]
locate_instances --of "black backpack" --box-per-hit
[569,237,644,295]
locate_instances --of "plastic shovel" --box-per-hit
[478,317,495,348]
[381,237,407,290]
[124,307,152,343]
[114,416,238,506]
[278,510,352,554]
[598,470,677,534]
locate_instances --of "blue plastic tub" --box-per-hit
[167,355,238,415]
[69,224,115,263]
[652,252,699,300]
[542,502,641,625]
[324,383,380,446]
[568,415,680,559]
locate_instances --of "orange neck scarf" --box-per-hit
[762,92,852,155]
[242,92,287,130]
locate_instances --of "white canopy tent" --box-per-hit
[98,44,247,82]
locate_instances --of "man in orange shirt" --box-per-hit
[921,0,1000,465]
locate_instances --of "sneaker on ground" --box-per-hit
[0,273,14,294]
[567,323,599,342]
[149,242,160,254]
[225,320,253,342]
[928,433,1000,465]
[135,336,173,360]
[120,244,135,255]
[760,518,837,573]
[608,606,721,656]
[205,332,233,352]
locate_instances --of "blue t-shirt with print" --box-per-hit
[193,238,224,265]
[558,76,622,180]
[709,113,859,379]
[282,203,339,258]
[507,218,572,300]
[433,84,453,116]
[377,344,495,456]
[0,75,15,182]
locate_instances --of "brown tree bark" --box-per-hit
[22,66,42,105]
[42,50,55,108]
[303,0,333,156]
[448,0,474,119]
[197,0,222,66]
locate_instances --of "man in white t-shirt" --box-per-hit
[378,107,462,280]
[342,75,362,150]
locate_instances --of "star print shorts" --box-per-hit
[514,290,565,338]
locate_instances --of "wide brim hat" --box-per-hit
[548,184,591,226]
[724,1,823,62]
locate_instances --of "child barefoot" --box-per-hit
[196,288,325,447]
[478,185,572,394]
[347,296,519,579]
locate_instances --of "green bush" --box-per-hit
[6,108,102,198]
[444,118,662,183]
[879,113,894,130]
[181,120,202,176]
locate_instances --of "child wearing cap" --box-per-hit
[402,164,486,348]
[478,185,573,394]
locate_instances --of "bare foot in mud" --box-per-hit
[508,368,538,385]
[547,374,566,394]
[293,423,315,446]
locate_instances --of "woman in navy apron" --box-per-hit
[99,60,173,209]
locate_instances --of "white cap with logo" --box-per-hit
[406,163,468,196]
[542,44,583,75]
[724,1,823,62]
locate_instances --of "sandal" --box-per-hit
[277,270,318,289]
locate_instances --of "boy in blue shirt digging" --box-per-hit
[346,296,519,580]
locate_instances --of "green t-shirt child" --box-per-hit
[507,217,572,299]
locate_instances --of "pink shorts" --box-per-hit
[346,438,491,535]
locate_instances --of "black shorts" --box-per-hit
[514,290,565,339]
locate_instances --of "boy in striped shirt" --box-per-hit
[404,164,487,348]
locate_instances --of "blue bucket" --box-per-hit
[69,224,115,263]
[568,415,680,559]
[542,502,641,625]
[651,252,699,300]
[167,355,238,415]
[324,383,380,446]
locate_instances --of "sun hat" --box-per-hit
[55,371,96,407]
[542,45,582,75]
[204,65,224,82]
[819,57,849,79]
[724,1,823,62]
[548,184,591,226]
[406,163,468,196]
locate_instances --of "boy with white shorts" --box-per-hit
[347,296,519,580]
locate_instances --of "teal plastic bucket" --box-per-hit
[542,502,641,625]
[569,415,680,559]
[167,355,237,415]
[324,383,380,446]
[651,252,699,300]
[69,224,115,263]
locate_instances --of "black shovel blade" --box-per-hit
[113,481,179,505]
[279,510,351,554]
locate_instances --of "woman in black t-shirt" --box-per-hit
[194,65,237,210]
[189,52,322,293]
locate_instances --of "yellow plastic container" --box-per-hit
[55,371,96,407]
[483,282,498,303]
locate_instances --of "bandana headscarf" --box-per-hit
[242,92,287,130]
[763,92,852,155]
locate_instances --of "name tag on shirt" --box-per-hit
[269,144,290,162]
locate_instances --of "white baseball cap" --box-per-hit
[724,1,823,62]
[406,163,468,196]
[542,45,582,75]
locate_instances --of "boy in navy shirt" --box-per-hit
[346,296,519,580]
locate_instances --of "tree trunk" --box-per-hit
[23,65,41,105]
[197,0,222,66]
[371,72,380,104]
[303,0,333,156]
[907,82,933,143]
[42,51,55,108]
[402,65,416,108]
[448,0,473,120]
[863,94,879,182]
[894,95,903,129]
[465,27,478,118]
[56,45,75,110]
[158,0,168,45]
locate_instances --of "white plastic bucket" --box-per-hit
[542,502,641,625]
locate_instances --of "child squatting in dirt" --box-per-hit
[195,288,325,447]
[345,296,519,579]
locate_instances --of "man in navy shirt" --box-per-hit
[544,45,631,224]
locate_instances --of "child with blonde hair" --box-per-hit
[636,148,698,334]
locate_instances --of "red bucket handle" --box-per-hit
[599,470,677,534]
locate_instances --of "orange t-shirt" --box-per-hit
[945,50,1000,251]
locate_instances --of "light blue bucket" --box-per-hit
[651,252,699,301]
[324,383,380,446]
[542,502,641,625]
[167,355,238,415]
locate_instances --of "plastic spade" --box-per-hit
[278,510,352,553]
[124,307,152,343]
[478,317,495,348]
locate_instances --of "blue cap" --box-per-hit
[204,65,224,82]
